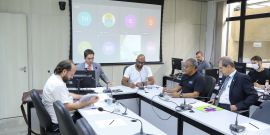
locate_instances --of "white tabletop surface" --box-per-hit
[78,100,166,135]
[81,85,270,135]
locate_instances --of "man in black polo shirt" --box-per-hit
[248,55,269,88]
[164,58,206,98]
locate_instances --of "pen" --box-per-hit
[188,102,196,105]
[249,122,259,129]
[91,108,97,109]
[109,120,115,125]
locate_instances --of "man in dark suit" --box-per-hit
[208,56,258,116]
[76,49,116,86]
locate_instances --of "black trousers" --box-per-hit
[50,111,82,132]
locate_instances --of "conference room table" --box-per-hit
[79,85,270,135]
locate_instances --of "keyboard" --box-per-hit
[68,90,97,95]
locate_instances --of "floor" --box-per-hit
[0,116,39,135]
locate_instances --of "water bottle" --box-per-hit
[164,92,170,101]
[114,101,120,112]
[264,80,269,95]
[107,93,113,106]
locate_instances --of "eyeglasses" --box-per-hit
[137,61,145,65]
[86,57,94,60]
[183,65,189,69]
[68,71,74,77]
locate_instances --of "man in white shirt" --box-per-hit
[121,54,155,88]
[42,60,99,132]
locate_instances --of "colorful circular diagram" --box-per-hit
[78,41,92,56]
[125,14,137,28]
[102,13,115,27]
[102,41,115,55]
[145,42,156,55]
[145,16,156,29]
[77,12,92,26]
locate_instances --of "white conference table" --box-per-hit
[78,100,166,135]
[79,85,270,135]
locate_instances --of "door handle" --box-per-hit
[20,66,26,72]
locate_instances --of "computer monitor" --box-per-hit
[181,61,186,73]
[66,70,96,94]
[202,69,219,84]
[171,58,183,75]
[234,62,246,74]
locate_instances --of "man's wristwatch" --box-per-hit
[180,93,183,98]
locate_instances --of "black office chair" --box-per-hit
[76,118,95,135]
[30,89,60,135]
[123,65,129,75]
[201,76,216,102]
[53,100,78,135]
[251,101,270,125]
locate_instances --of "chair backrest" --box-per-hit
[123,66,129,75]
[30,89,52,129]
[53,100,78,135]
[251,101,270,125]
[76,118,95,135]
[203,76,216,99]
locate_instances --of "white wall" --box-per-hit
[0,0,207,118]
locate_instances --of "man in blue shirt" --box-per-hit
[196,51,211,74]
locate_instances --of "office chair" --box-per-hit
[251,101,270,125]
[123,65,129,75]
[76,118,95,135]
[201,76,216,102]
[30,89,60,135]
[53,100,78,135]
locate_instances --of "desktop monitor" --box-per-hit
[234,62,246,74]
[67,70,96,88]
[171,58,183,75]
[202,69,219,84]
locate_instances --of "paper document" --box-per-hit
[240,121,270,131]
[189,102,210,108]
[84,109,107,116]
[195,105,223,113]
[97,94,108,101]
[95,119,127,128]
[79,94,97,102]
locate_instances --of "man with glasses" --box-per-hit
[196,51,211,74]
[121,54,155,88]
[207,56,258,116]
[76,49,116,86]
[164,58,206,98]
[42,60,100,132]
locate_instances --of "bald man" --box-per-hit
[121,54,155,88]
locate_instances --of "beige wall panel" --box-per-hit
[0,13,28,118]
[162,23,175,75]
[175,0,201,25]
[100,66,113,85]
[201,2,207,26]
[200,25,206,56]
[244,18,270,41]
[163,0,176,23]
[31,14,70,89]
[31,0,69,15]
[0,0,30,13]
[174,23,200,60]
[112,65,128,85]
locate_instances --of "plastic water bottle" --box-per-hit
[107,93,113,106]
[264,80,269,95]
[114,101,120,112]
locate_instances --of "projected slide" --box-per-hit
[72,0,161,64]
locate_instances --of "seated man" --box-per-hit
[42,60,99,132]
[248,55,269,89]
[208,56,258,116]
[164,58,205,98]
[76,49,116,86]
[121,54,155,88]
[196,51,211,74]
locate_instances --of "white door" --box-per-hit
[0,13,28,119]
